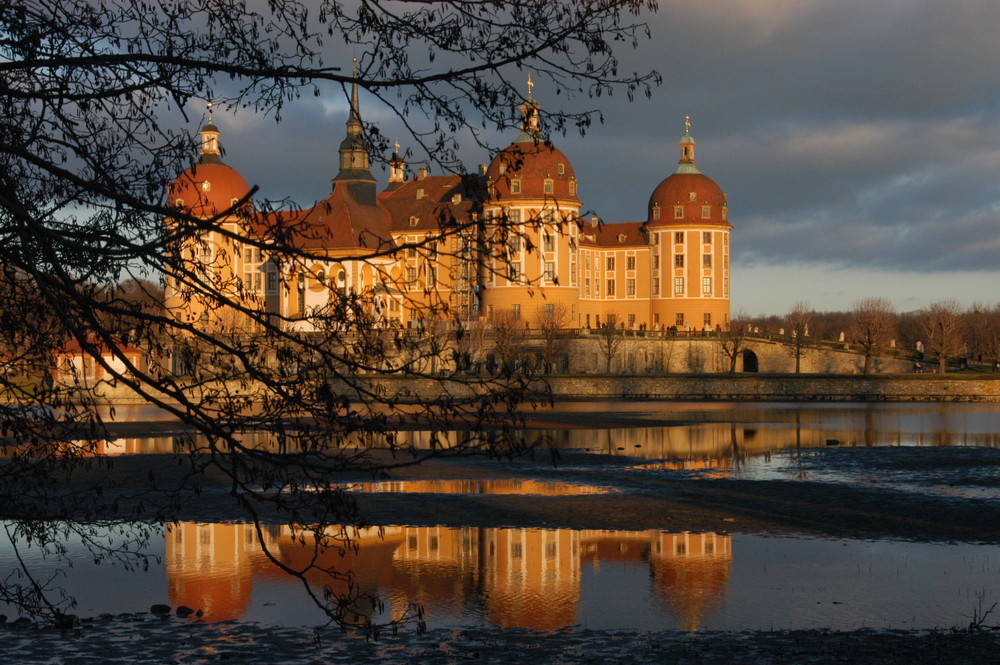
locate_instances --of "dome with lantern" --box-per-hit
[485,79,580,204]
[168,116,251,217]
[646,121,727,226]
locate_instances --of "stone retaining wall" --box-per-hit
[78,374,1000,404]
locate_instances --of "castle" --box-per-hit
[164,81,732,335]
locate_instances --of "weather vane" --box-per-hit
[207,101,213,123]
[685,115,691,134]
[527,73,534,97]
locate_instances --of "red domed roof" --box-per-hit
[485,140,579,202]
[646,172,728,226]
[169,161,251,218]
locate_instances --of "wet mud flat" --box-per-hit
[4,614,1000,665]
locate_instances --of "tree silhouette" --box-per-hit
[0,0,659,630]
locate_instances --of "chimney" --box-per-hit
[417,167,428,181]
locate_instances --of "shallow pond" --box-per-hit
[2,521,997,632]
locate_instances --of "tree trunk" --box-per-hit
[863,354,872,375]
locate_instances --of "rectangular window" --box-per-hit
[508,262,521,281]
[653,255,659,270]
[544,303,554,318]
[543,234,554,252]
[511,180,521,194]
[407,267,417,283]
[628,313,636,326]
[626,255,636,270]
[653,277,659,295]
[570,262,577,286]
[509,209,521,224]
[704,313,712,327]
[702,206,711,219]
[675,231,684,244]
[626,278,635,296]
[544,261,555,282]
[607,279,616,296]
[585,278,590,296]
[508,235,521,253]
[674,254,684,268]
[266,268,278,294]
[544,179,554,194]
[703,254,712,268]
[407,246,417,258]
[702,277,712,294]
[676,313,684,326]
[674,277,684,294]
[511,303,521,320]
[673,206,684,219]
[606,257,615,271]
[703,231,712,244]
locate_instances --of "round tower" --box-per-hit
[480,79,582,328]
[644,119,731,331]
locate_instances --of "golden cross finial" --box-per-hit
[207,101,213,123]
[395,139,400,153]
[685,115,691,134]
[352,56,357,78]
[527,73,534,97]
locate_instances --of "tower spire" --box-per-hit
[199,101,222,164]
[333,58,376,201]
[675,116,700,175]
[516,74,541,143]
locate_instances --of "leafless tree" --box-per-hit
[718,312,753,374]
[537,303,571,374]
[596,313,627,373]
[784,300,813,373]
[0,0,659,630]
[849,297,897,375]
[490,311,528,375]
[918,301,965,374]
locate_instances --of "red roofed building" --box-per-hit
[164,82,731,344]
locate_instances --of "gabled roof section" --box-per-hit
[379,174,484,234]
[578,221,648,248]
[252,184,395,255]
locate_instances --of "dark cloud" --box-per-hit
[197,1,1000,313]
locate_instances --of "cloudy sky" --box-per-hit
[210,0,1000,316]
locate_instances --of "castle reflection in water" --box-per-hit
[166,519,731,631]
[78,401,1000,460]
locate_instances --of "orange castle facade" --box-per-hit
[165,89,732,335]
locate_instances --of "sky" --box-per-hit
[206,0,1000,317]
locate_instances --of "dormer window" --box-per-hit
[543,179,554,195]
[673,206,684,219]
[231,198,240,207]
[618,233,627,243]
[175,198,184,208]
[702,205,711,219]
[499,163,506,175]
[569,180,577,196]
[511,179,521,194]
[651,204,661,220]
[409,216,419,227]
[416,188,425,199]
[452,193,462,204]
